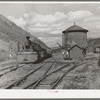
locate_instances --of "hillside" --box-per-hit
[88,38,100,51]
[0,14,50,48]
[0,14,51,61]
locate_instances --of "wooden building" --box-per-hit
[68,45,84,60]
[94,45,100,53]
[62,24,88,49]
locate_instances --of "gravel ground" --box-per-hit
[57,53,100,89]
[0,62,43,88]
[0,52,100,89]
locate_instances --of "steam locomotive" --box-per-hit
[17,36,52,64]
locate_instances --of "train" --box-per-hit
[17,36,53,64]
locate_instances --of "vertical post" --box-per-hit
[17,42,20,52]
[17,42,20,68]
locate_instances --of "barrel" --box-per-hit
[17,52,38,63]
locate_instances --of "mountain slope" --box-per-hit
[0,14,50,50]
[0,14,51,61]
[88,38,100,51]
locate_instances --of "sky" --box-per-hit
[0,2,100,47]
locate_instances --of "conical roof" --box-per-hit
[62,24,88,33]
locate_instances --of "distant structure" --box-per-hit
[62,24,88,49]
[94,45,100,53]
[62,24,88,60]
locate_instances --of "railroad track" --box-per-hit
[0,58,47,77]
[23,60,89,89]
[5,56,91,89]
[5,57,55,89]
[0,57,51,78]
[0,57,54,78]
[0,63,26,77]
[51,61,87,89]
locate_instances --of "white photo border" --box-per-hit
[0,1,100,99]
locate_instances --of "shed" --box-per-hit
[68,45,84,60]
[94,45,100,53]
[62,24,88,49]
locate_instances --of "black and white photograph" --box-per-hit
[0,2,100,90]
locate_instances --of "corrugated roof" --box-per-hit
[62,25,88,33]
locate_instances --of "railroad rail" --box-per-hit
[24,58,57,89]
[0,63,25,77]
[23,60,89,89]
[5,57,55,89]
[51,61,86,89]
[4,55,92,89]
[0,65,15,72]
